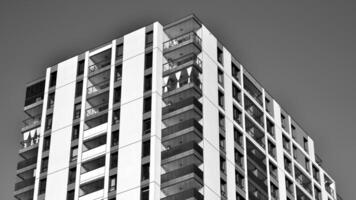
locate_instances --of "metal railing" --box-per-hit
[162,97,202,115]
[161,164,203,183]
[20,135,39,149]
[162,78,202,94]
[87,80,110,95]
[162,141,203,160]
[88,59,111,74]
[86,103,108,117]
[163,53,202,72]
[161,188,203,200]
[162,119,202,137]
[163,31,201,51]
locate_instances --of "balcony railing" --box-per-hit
[88,59,111,74]
[161,164,203,183]
[86,103,108,117]
[87,80,110,95]
[20,135,39,149]
[17,157,37,169]
[163,77,201,95]
[162,97,202,116]
[163,53,202,73]
[22,114,42,130]
[161,188,203,200]
[14,177,35,191]
[162,119,202,138]
[162,141,203,160]
[163,32,201,51]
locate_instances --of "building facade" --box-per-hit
[14,15,338,200]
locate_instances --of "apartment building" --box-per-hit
[14,15,339,200]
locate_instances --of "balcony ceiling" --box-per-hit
[164,15,201,39]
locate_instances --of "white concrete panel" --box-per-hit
[123,27,145,60]
[119,99,143,147]
[116,142,142,197]
[203,97,219,149]
[204,185,220,200]
[203,140,221,199]
[202,25,217,64]
[46,56,78,200]
[117,187,141,200]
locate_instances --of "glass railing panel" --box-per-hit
[163,32,201,51]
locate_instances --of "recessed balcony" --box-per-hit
[17,156,37,170]
[21,114,41,132]
[246,140,266,170]
[247,160,268,192]
[162,119,202,148]
[161,188,203,200]
[161,164,203,196]
[248,182,268,200]
[14,187,34,200]
[164,15,202,39]
[163,32,202,61]
[162,97,202,127]
[163,53,202,76]
[24,80,45,108]
[87,70,110,97]
[245,116,265,148]
[88,48,111,75]
[14,177,35,191]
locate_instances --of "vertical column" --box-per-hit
[201,25,221,199]
[116,27,145,200]
[149,22,163,200]
[45,56,78,200]
[33,68,51,200]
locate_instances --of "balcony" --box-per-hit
[246,140,266,170]
[162,119,202,148]
[14,188,34,200]
[163,32,202,61]
[243,75,263,106]
[247,160,268,191]
[22,114,41,132]
[163,53,202,75]
[24,80,45,107]
[162,97,202,126]
[17,156,37,170]
[162,142,203,172]
[88,48,111,75]
[87,80,110,96]
[20,127,40,150]
[14,177,35,191]
[161,188,203,200]
[295,167,312,195]
[248,182,268,200]
[245,95,264,127]
[245,116,265,148]
[163,77,202,105]
[87,69,111,97]
[161,164,203,196]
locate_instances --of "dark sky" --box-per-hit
[1,1,355,199]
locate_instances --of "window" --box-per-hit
[45,114,53,131]
[67,190,75,200]
[286,177,294,194]
[77,60,84,76]
[73,103,81,120]
[218,68,224,86]
[217,47,223,64]
[235,170,244,189]
[142,140,150,158]
[47,92,55,109]
[236,193,244,200]
[268,140,276,159]
[72,125,80,140]
[144,75,152,92]
[219,135,226,151]
[233,105,242,125]
[142,118,151,135]
[141,186,149,200]
[314,186,322,200]
[312,165,320,183]
[269,162,278,179]
[43,135,51,151]
[68,167,76,184]
[145,52,153,69]
[270,182,279,199]
[143,97,151,113]
[284,155,292,174]
[220,156,226,173]
[75,81,83,98]
[219,112,225,130]
[303,137,309,152]
[232,84,241,103]
[111,130,119,147]
[109,175,117,192]
[110,153,118,169]
[231,62,240,82]
[115,64,122,81]
[41,157,48,173]
[141,163,150,181]
[145,31,153,47]
[281,113,288,131]
[70,146,78,162]
[49,71,57,88]
[116,44,123,60]
[218,90,225,108]
[220,179,227,198]
[234,127,243,146]
[266,118,275,137]
[283,135,291,153]
[112,109,120,125]
[39,178,47,194]
[234,149,243,168]
[114,87,121,103]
